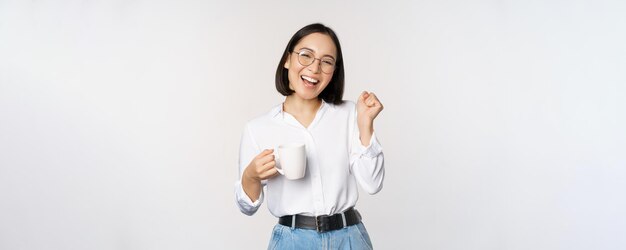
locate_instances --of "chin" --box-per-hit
[295,92,320,100]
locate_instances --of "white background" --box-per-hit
[1,0,625,249]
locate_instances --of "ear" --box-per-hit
[283,53,290,69]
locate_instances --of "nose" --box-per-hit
[307,58,321,73]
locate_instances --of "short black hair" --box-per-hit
[275,23,345,105]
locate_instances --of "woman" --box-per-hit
[235,23,385,249]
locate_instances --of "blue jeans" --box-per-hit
[268,222,374,250]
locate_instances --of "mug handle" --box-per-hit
[273,149,284,175]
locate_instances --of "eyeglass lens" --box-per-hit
[296,51,335,73]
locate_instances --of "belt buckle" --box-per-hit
[315,216,321,232]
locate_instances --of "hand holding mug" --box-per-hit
[244,149,279,181]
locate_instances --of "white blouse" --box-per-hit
[234,100,385,217]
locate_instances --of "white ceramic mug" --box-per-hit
[275,143,306,180]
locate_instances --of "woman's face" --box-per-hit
[284,33,337,101]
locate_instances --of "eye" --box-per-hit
[322,58,335,66]
[299,51,313,59]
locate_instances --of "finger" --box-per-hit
[367,93,382,107]
[359,91,369,102]
[367,92,378,102]
[260,149,274,156]
[267,168,280,178]
[256,150,273,161]
[365,96,376,106]
[262,160,276,170]
[373,99,383,109]
[261,167,279,179]
[374,101,382,110]
[256,149,274,161]
[259,154,275,165]
[368,98,379,107]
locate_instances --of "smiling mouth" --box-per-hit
[301,75,319,86]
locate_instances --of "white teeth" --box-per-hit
[301,75,319,83]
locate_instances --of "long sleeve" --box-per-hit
[234,124,264,215]
[349,110,385,195]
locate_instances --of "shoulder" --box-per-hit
[244,103,282,130]
[328,100,355,109]
[327,100,356,113]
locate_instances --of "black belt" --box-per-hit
[278,207,362,232]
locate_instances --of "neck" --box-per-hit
[284,95,322,115]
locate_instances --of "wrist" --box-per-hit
[243,168,260,182]
[358,119,374,131]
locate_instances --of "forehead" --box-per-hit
[294,33,337,58]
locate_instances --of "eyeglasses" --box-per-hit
[291,50,336,74]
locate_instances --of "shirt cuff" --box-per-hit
[356,132,383,158]
[235,180,263,215]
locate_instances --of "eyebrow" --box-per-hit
[297,47,336,61]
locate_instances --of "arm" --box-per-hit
[357,91,383,146]
[234,125,278,215]
[241,149,277,202]
[350,91,385,194]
